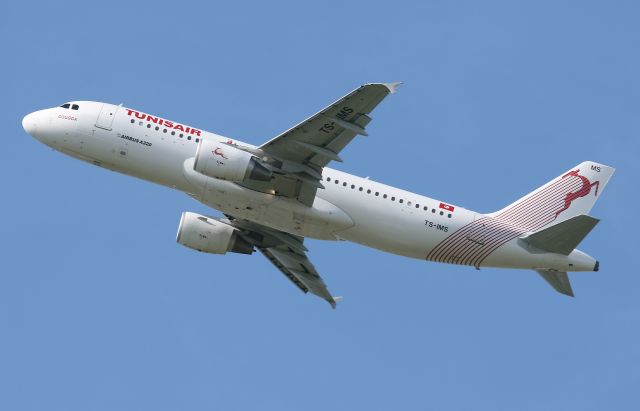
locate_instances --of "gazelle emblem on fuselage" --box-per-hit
[555,170,600,217]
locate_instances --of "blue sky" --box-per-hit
[2,1,639,410]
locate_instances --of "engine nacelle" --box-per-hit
[193,138,272,182]
[176,212,253,255]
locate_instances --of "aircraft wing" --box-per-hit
[226,216,339,308]
[258,245,338,308]
[237,82,400,206]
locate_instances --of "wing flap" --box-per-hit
[264,246,338,308]
[239,83,399,206]
[259,82,399,169]
[227,216,338,308]
[258,247,309,293]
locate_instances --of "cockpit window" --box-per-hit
[71,104,79,110]
[60,103,71,109]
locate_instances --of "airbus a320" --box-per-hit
[22,83,615,307]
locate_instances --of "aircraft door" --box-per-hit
[95,103,119,130]
[466,213,488,246]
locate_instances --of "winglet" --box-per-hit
[329,296,343,309]
[384,82,403,94]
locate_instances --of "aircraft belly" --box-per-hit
[337,222,430,259]
[182,158,353,239]
[480,240,596,272]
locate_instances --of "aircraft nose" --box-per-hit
[22,112,38,136]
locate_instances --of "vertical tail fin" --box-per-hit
[491,161,615,232]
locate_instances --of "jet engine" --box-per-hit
[193,138,272,182]
[176,212,254,255]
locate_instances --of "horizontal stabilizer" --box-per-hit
[521,215,599,255]
[536,270,574,297]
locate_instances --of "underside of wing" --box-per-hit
[238,82,400,206]
[260,82,401,168]
[227,216,339,308]
[259,245,338,308]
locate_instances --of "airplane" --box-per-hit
[22,83,615,308]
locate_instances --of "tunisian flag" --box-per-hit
[439,202,455,212]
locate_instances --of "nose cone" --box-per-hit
[22,112,38,136]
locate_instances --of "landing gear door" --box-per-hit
[95,103,119,131]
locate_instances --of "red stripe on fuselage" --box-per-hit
[426,173,591,267]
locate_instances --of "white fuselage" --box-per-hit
[22,101,597,273]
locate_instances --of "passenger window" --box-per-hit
[327,177,331,182]
[367,189,371,194]
[448,213,452,218]
[343,182,347,187]
[179,133,183,138]
[383,194,387,199]
[155,126,159,131]
[399,199,404,203]
[147,124,151,128]
[351,184,355,189]
[196,138,200,142]
[335,180,339,184]
[359,187,363,191]
[171,131,175,135]
[391,197,395,201]
[375,192,379,196]
[187,136,191,140]
[60,103,70,109]
[71,104,79,110]
[130,119,135,124]
[163,129,167,133]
